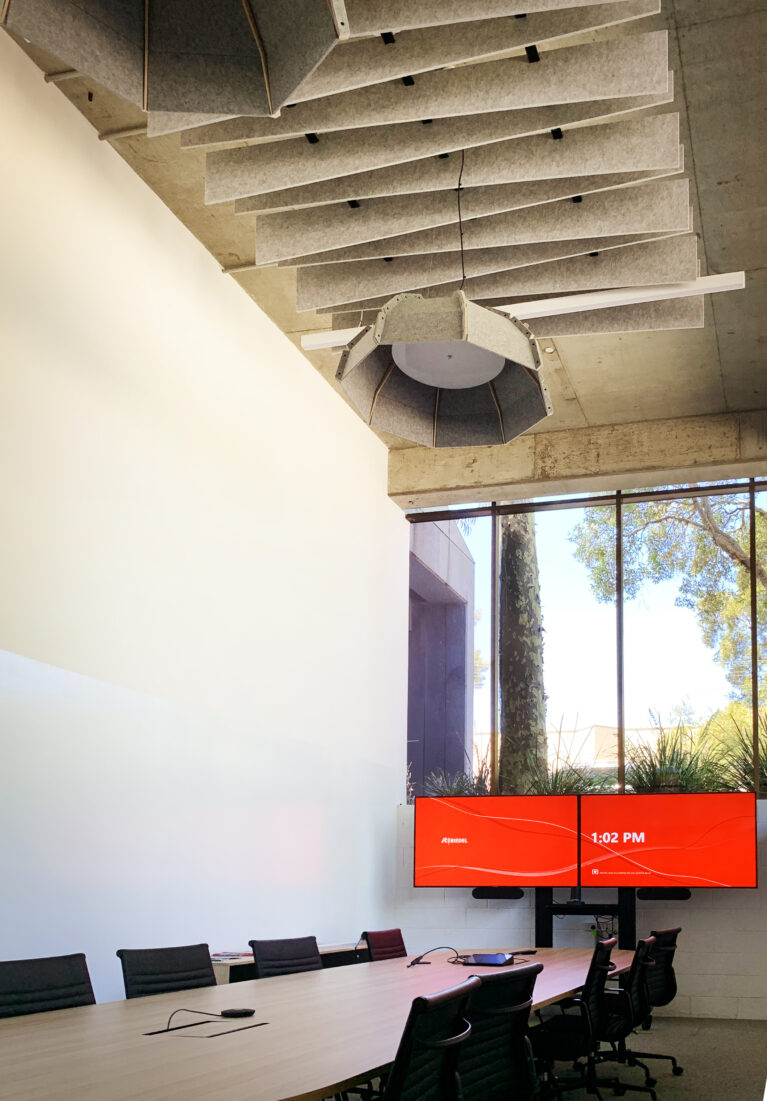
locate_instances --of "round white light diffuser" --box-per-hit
[391,340,505,389]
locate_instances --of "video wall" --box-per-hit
[413,792,757,888]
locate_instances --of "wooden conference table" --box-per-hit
[0,947,632,1101]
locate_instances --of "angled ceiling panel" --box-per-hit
[256,179,690,264]
[237,112,680,212]
[284,190,691,268]
[344,0,646,35]
[146,0,268,115]
[4,0,144,105]
[248,0,340,111]
[528,296,704,336]
[204,87,673,203]
[147,110,237,138]
[321,237,699,316]
[458,236,700,298]
[291,1,659,103]
[298,232,683,312]
[187,33,669,146]
[257,150,686,264]
[147,0,659,136]
[332,294,706,335]
[279,164,683,268]
[322,233,696,314]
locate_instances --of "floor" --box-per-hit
[559,1017,767,1101]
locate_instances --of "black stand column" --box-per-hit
[617,888,636,949]
[534,888,637,949]
[534,887,554,947]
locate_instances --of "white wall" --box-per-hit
[393,804,767,1019]
[0,33,409,1002]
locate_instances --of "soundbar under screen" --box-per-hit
[413,795,579,887]
[580,792,757,888]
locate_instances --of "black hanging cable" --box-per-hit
[457,149,467,291]
[407,945,461,967]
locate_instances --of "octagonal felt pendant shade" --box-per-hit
[336,291,552,447]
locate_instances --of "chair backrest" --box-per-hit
[0,953,96,1018]
[457,961,543,1101]
[116,943,216,999]
[580,937,618,1039]
[621,936,656,1028]
[362,928,407,962]
[248,936,323,979]
[383,976,480,1101]
[647,927,680,1007]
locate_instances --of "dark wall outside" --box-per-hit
[408,597,468,797]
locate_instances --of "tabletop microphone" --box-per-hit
[164,1007,255,1031]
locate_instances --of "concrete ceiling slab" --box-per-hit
[2,1,763,502]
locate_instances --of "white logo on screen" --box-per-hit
[441,837,468,845]
[592,869,599,875]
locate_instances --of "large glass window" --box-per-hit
[620,492,750,792]
[757,489,767,794]
[462,517,493,793]
[497,507,618,794]
[407,515,490,798]
[407,479,766,796]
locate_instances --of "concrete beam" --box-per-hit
[388,409,767,507]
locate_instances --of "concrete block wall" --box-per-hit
[393,802,767,1020]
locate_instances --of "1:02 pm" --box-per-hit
[590,831,646,844]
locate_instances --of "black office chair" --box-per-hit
[622,927,684,1082]
[458,960,543,1101]
[0,952,96,1018]
[381,976,480,1101]
[531,937,624,1099]
[361,929,407,962]
[116,943,216,998]
[248,936,323,978]
[594,936,659,1098]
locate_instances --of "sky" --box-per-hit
[463,507,734,741]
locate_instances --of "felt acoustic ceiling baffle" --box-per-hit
[192,32,669,148]
[237,111,681,213]
[331,296,705,336]
[203,87,673,206]
[337,291,552,448]
[447,234,700,300]
[297,231,685,313]
[344,0,646,36]
[180,0,659,143]
[4,0,145,105]
[145,0,269,116]
[254,177,691,265]
[148,109,238,138]
[145,0,657,136]
[284,0,659,104]
[278,165,685,269]
[275,190,691,271]
[313,236,700,317]
[5,0,338,115]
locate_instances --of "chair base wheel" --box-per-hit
[673,1066,684,1076]
[645,1078,657,1088]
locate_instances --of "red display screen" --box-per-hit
[413,795,579,887]
[580,792,757,888]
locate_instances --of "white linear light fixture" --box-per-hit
[302,272,747,351]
